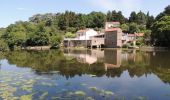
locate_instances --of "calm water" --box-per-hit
[0,49,170,100]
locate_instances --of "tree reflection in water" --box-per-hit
[0,49,170,84]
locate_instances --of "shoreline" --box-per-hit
[23,46,51,51]
[63,46,170,52]
[1,46,169,52]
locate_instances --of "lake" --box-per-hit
[0,49,170,100]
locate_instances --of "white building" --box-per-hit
[76,29,98,40]
[64,29,98,47]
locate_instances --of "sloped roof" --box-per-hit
[77,29,89,33]
[136,33,144,37]
[128,33,144,37]
[105,22,120,25]
[105,28,122,32]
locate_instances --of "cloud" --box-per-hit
[89,0,142,17]
[16,7,32,11]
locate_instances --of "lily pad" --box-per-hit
[74,91,86,96]
[39,92,48,100]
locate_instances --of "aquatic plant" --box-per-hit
[134,96,147,100]
[39,92,48,100]
[104,91,114,96]
[21,85,33,92]
[80,83,87,86]
[86,96,94,100]
[20,94,33,100]
[89,87,98,92]
[74,91,86,96]
[89,74,96,77]
[0,83,17,100]
[88,86,114,98]
[41,82,53,87]
[26,79,35,85]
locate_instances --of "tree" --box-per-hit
[4,21,27,49]
[129,23,140,33]
[121,24,129,33]
[74,14,86,30]
[136,11,147,25]
[129,11,147,25]
[87,12,106,28]
[146,12,155,29]
[151,16,170,47]
[0,28,8,51]
[164,5,170,15]
[0,39,8,51]
[107,10,126,24]
[65,32,76,38]
[129,11,137,23]
[156,5,170,20]
[58,14,68,30]
[49,34,62,48]
[58,11,77,31]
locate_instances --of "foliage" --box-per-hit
[121,24,129,33]
[0,28,9,51]
[122,44,129,48]
[146,12,155,29]
[0,5,170,49]
[128,23,140,33]
[0,39,9,51]
[2,21,62,50]
[150,5,170,47]
[129,11,147,25]
[65,32,76,38]
[151,16,170,47]
[87,11,106,28]
[107,10,126,24]
[156,5,170,20]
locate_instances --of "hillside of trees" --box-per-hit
[0,5,170,50]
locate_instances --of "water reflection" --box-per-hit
[64,49,122,70]
[0,49,170,84]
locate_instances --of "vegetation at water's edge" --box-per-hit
[0,5,170,50]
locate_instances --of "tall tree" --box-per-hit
[151,16,170,47]
[4,21,27,49]
[87,11,106,28]
[164,5,170,15]
[129,11,137,23]
[156,5,170,20]
[129,23,140,33]
[146,12,155,29]
[136,11,147,25]
[107,10,126,24]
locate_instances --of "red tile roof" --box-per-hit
[77,29,89,33]
[106,22,120,24]
[128,33,144,37]
[136,33,144,37]
[105,28,122,32]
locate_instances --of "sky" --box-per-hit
[0,0,170,28]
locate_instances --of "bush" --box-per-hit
[65,32,76,38]
[136,41,142,46]
[0,39,9,51]
[122,44,129,48]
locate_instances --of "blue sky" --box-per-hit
[0,0,170,27]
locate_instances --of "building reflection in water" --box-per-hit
[104,49,121,71]
[64,49,130,71]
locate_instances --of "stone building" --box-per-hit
[104,28,122,48]
[64,22,123,48]
[90,22,122,48]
